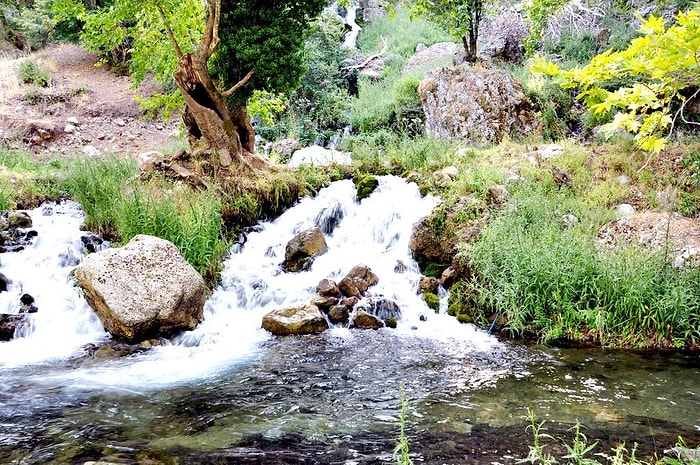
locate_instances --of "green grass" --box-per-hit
[467,184,700,348]
[115,185,230,284]
[57,156,138,238]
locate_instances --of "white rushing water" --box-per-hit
[0,202,107,368]
[0,177,499,389]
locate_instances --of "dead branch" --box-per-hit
[156,3,184,58]
[222,69,255,98]
[342,36,388,71]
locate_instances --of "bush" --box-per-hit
[19,59,51,87]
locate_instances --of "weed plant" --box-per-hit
[469,184,700,348]
[394,382,414,465]
[521,409,700,465]
[19,59,51,87]
[57,156,138,238]
[115,185,229,283]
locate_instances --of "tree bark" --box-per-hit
[166,0,267,170]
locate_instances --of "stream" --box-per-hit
[0,177,698,464]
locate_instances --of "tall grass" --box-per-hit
[115,186,229,283]
[57,156,138,238]
[469,185,700,348]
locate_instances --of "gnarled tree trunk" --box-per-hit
[161,0,266,170]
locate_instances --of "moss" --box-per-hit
[355,175,379,201]
[456,313,473,324]
[418,183,431,197]
[422,291,440,313]
[385,317,398,328]
[422,261,448,279]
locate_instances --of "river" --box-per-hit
[0,177,698,464]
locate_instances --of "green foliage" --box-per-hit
[57,156,138,238]
[358,8,451,61]
[19,59,51,87]
[1,0,56,50]
[400,0,484,58]
[533,6,700,154]
[523,0,568,56]
[522,409,700,465]
[394,382,413,465]
[265,9,351,145]
[470,183,700,347]
[114,186,229,283]
[211,0,328,107]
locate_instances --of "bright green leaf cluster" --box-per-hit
[534,5,700,153]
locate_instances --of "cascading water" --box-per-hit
[0,177,698,465]
[0,201,107,368]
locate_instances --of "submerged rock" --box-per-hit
[0,314,30,341]
[351,309,384,330]
[262,305,329,336]
[73,234,206,343]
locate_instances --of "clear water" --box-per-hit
[0,178,698,464]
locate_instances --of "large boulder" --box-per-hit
[262,305,329,336]
[410,197,487,275]
[404,42,457,73]
[418,63,538,144]
[73,234,206,343]
[282,227,329,272]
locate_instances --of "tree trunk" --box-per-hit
[173,53,241,168]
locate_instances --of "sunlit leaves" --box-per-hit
[533,5,700,154]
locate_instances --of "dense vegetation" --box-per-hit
[1,1,699,346]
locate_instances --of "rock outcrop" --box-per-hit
[419,63,538,144]
[0,314,29,341]
[0,210,38,253]
[262,305,329,336]
[597,213,700,268]
[410,197,487,275]
[282,227,329,272]
[73,234,206,343]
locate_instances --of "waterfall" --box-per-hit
[0,202,107,368]
[342,1,362,49]
[0,177,497,388]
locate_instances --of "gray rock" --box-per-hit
[73,234,205,343]
[419,64,538,144]
[282,227,329,272]
[262,305,329,335]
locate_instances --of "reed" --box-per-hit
[57,155,137,238]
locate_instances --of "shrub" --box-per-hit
[19,59,51,87]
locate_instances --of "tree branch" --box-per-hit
[203,0,220,59]
[222,69,255,97]
[342,36,388,71]
[156,3,184,58]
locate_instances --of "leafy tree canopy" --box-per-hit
[533,5,700,154]
[53,0,326,113]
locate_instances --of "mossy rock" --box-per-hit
[422,291,440,313]
[356,175,379,201]
[385,317,398,329]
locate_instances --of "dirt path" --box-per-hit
[0,43,180,159]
